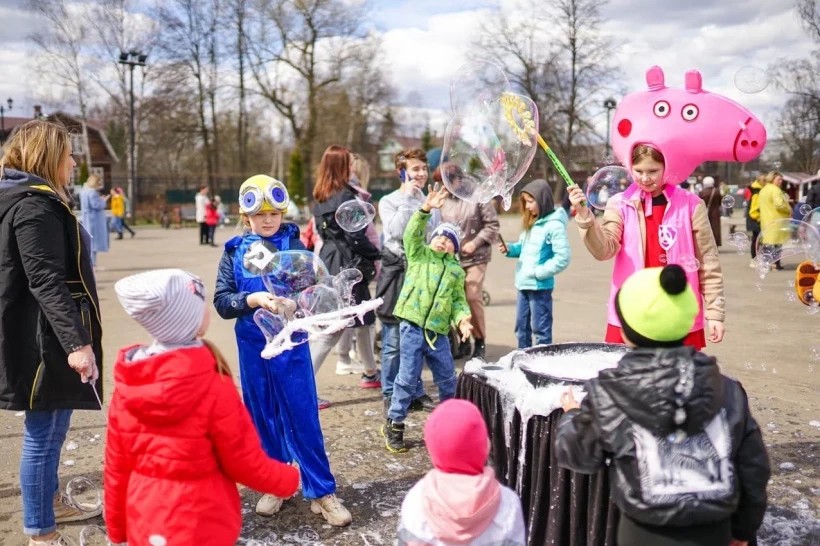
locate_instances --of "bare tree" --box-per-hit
[225,0,251,175]
[246,0,367,197]
[155,0,223,187]
[27,0,95,168]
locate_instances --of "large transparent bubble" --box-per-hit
[335,200,375,232]
[257,249,330,299]
[734,65,769,94]
[586,166,633,211]
[253,309,286,343]
[297,284,343,316]
[441,92,538,207]
[449,61,512,115]
[66,477,101,513]
[755,219,820,266]
[332,268,363,306]
[79,526,109,546]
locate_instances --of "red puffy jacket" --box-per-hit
[104,344,299,545]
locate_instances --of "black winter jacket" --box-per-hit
[313,187,381,326]
[0,169,103,410]
[555,347,769,542]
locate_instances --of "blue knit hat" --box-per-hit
[431,223,461,254]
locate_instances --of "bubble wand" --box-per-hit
[500,93,584,204]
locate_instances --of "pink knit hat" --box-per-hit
[423,399,489,475]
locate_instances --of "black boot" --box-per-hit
[409,394,437,412]
[381,419,407,453]
[472,338,486,359]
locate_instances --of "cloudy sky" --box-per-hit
[0,0,814,142]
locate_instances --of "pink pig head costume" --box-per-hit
[611,65,767,183]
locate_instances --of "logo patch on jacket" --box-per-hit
[633,409,734,504]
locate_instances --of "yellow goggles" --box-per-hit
[238,175,289,215]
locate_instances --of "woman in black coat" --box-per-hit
[310,145,382,392]
[0,120,104,543]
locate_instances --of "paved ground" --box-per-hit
[0,215,817,545]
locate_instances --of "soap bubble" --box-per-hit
[755,219,820,265]
[253,309,286,343]
[677,255,700,273]
[734,65,769,94]
[449,60,512,115]
[798,203,811,218]
[586,166,632,210]
[332,268,363,306]
[728,231,750,254]
[441,93,538,206]
[755,253,774,278]
[721,195,735,209]
[66,477,101,513]
[79,526,108,546]
[335,199,375,232]
[808,301,820,315]
[258,250,330,299]
[297,284,343,316]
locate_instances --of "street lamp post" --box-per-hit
[0,97,13,140]
[603,98,617,160]
[118,50,147,217]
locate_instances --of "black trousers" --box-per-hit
[199,222,209,244]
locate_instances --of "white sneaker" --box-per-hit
[255,494,284,516]
[749,260,757,268]
[310,494,352,526]
[29,532,77,546]
[335,360,365,375]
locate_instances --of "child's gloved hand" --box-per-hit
[457,318,473,342]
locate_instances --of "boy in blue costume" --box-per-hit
[213,175,351,526]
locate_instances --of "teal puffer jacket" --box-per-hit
[393,211,471,341]
[505,207,571,290]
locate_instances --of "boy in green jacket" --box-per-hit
[382,184,472,453]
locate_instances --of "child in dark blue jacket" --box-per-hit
[213,175,351,526]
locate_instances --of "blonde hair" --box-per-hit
[519,193,537,231]
[202,339,233,378]
[85,173,103,190]
[631,144,665,166]
[765,171,783,184]
[0,120,72,202]
[351,154,370,189]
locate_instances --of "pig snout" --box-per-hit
[734,117,766,162]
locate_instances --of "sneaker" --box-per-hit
[29,533,77,546]
[317,398,332,410]
[471,338,486,360]
[310,494,352,527]
[255,494,284,516]
[360,371,381,389]
[335,360,365,375]
[53,493,102,523]
[381,418,408,453]
[409,394,437,412]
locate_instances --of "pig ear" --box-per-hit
[685,70,703,93]
[646,65,665,90]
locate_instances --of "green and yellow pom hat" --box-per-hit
[238,175,289,215]
[615,264,698,347]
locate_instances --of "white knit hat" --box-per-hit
[702,176,715,188]
[115,269,206,344]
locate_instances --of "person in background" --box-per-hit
[745,176,765,267]
[78,174,110,267]
[205,197,220,247]
[499,179,571,348]
[437,164,499,359]
[0,119,103,546]
[110,188,135,239]
[806,170,820,211]
[195,185,210,245]
[698,176,722,247]
[757,171,792,271]
[556,264,769,546]
[396,399,526,545]
[106,269,300,545]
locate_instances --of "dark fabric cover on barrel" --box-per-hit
[457,371,618,546]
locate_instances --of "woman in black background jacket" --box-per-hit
[0,120,103,544]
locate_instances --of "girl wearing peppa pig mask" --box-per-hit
[567,144,725,350]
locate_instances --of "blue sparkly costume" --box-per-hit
[213,224,335,499]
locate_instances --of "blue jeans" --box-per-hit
[380,322,424,400]
[111,216,124,234]
[388,321,456,423]
[20,410,72,535]
[515,289,553,348]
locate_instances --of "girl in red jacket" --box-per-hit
[106,269,300,545]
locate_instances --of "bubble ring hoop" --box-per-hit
[500,93,537,146]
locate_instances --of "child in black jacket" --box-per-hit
[556,264,769,546]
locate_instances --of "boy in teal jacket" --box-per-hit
[382,184,472,453]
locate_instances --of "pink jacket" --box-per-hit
[576,184,724,332]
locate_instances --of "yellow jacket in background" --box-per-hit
[111,194,126,218]
[758,184,792,245]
